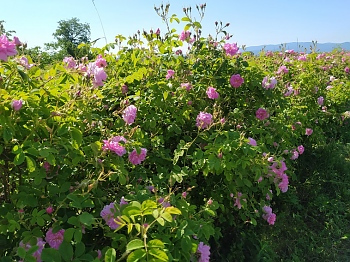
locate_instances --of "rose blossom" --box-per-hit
[129,148,147,165]
[206,86,219,99]
[122,105,137,125]
[196,112,213,129]
[256,108,269,120]
[230,74,244,88]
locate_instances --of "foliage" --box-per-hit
[45,17,91,59]
[0,20,16,37]
[0,4,350,262]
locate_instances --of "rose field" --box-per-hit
[1,5,350,262]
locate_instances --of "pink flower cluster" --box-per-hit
[102,136,127,156]
[0,34,17,61]
[19,56,34,69]
[248,137,257,146]
[223,43,239,56]
[262,206,276,225]
[305,128,313,136]
[128,148,147,165]
[206,86,219,99]
[63,56,76,69]
[86,56,107,87]
[179,30,191,41]
[230,74,244,88]
[269,160,289,193]
[277,65,289,74]
[122,105,137,125]
[45,228,65,250]
[197,242,210,262]
[100,199,128,229]
[196,112,213,129]
[95,54,107,67]
[233,192,244,209]
[166,69,175,80]
[181,82,192,91]
[256,108,269,120]
[317,96,324,106]
[262,76,277,89]
[12,100,23,111]
[19,238,46,261]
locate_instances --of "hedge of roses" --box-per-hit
[1,5,350,262]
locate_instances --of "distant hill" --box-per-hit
[244,42,350,54]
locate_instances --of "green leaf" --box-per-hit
[59,241,73,262]
[141,200,157,210]
[79,212,94,226]
[3,127,13,143]
[148,248,168,261]
[126,239,144,251]
[165,207,181,215]
[104,248,116,262]
[163,91,168,100]
[75,242,85,257]
[26,156,36,172]
[123,206,141,217]
[156,217,165,226]
[46,154,56,166]
[70,127,82,148]
[17,247,26,258]
[14,152,25,165]
[147,239,164,249]
[64,228,75,242]
[12,145,22,154]
[74,229,82,243]
[126,249,146,262]
[181,17,191,22]
[161,212,173,222]
[41,248,61,262]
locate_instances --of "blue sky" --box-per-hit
[1,0,349,49]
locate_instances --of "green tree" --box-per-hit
[46,17,91,59]
[0,20,16,37]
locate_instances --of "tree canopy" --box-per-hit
[47,17,91,58]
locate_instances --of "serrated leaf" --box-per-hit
[64,228,75,242]
[147,239,164,249]
[41,248,61,262]
[161,212,173,222]
[148,248,168,261]
[156,217,164,226]
[165,206,181,215]
[126,239,144,251]
[79,212,94,226]
[104,248,116,262]
[59,241,73,262]
[126,249,146,262]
